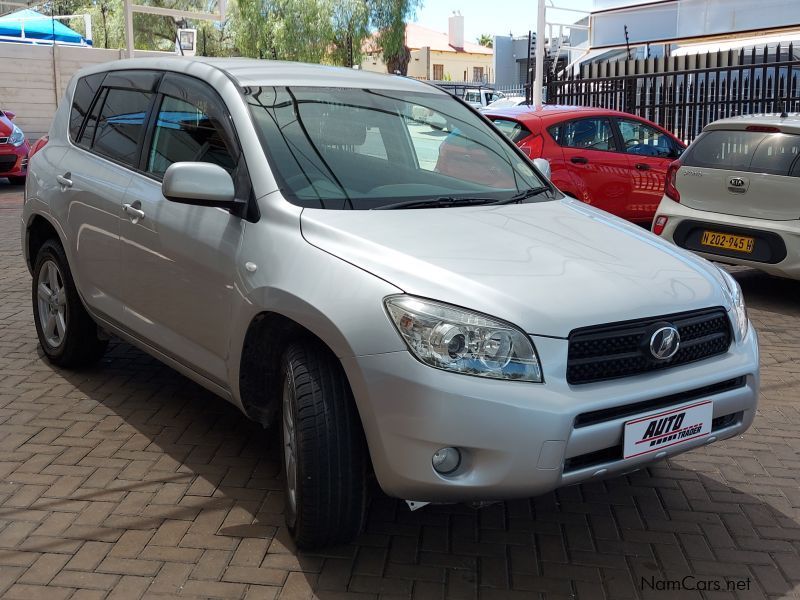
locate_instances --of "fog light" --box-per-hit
[432,447,461,475]
[653,215,668,236]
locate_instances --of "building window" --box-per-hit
[473,67,485,82]
[432,64,444,80]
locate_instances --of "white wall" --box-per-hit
[0,43,173,141]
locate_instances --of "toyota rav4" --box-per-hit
[22,58,759,549]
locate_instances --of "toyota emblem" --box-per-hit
[649,326,680,360]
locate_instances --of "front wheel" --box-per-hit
[280,342,367,550]
[32,239,108,367]
[8,176,26,186]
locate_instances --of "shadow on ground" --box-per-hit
[24,332,794,600]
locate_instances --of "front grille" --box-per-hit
[574,377,746,428]
[567,308,732,385]
[564,410,744,473]
[0,137,8,144]
[0,154,17,172]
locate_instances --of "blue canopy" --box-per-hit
[0,9,91,45]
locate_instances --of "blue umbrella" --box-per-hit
[0,8,91,45]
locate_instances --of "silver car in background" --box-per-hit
[654,114,800,280]
[22,58,759,549]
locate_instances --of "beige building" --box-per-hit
[362,14,494,82]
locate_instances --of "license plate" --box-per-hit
[701,230,754,253]
[623,400,713,459]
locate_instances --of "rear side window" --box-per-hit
[558,118,618,151]
[69,73,105,142]
[491,119,531,144]
[92,88,154,167]
[683,129,800,176]
[78,88,107,148]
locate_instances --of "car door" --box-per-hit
[550,116,632,218]
[118,73,246,385]
[615,117,683,223]
[55,71,159,323]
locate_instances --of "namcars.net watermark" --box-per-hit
[641,575,752,592]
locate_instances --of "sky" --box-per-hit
[413,0,596,43]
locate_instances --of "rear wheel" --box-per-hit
[32,239,107,367]
[280,341,367,550]
[8,176,25,186]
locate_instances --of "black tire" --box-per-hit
[8,176,26,186]
[280,341,367,549]
[32,239,108,368]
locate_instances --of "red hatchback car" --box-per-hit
[0,109,30,185]
[483,105,685,225]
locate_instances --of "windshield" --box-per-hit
[245,86,546,209]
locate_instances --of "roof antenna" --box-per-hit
[780,98,788,119]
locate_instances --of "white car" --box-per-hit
[480,95,527,112]
[653,114,800,279]
[463,87,504,109]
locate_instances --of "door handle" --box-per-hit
[123,203,145,221]
[570,156,589,164]
[56,173,72,188]
[635,163,651,171]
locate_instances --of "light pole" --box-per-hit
[533,0,545,110]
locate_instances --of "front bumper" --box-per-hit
[654,197,800,279]
[0,142,29,178]
[342,323,758,502]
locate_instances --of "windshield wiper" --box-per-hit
[491,186,552,205]
[372,196,498,210]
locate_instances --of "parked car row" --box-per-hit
[0,108,29,185]
[23,59,759,550]
[485,104,799,281]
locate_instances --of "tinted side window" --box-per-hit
[548,125,561,143]
[69,73,105,142]
[147,95,236,177]
[560,118,617,151]
[618,118,677,158]
[491,118,531,144]
[92,87,153,167]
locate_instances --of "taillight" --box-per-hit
[518,134,544,159]
[745,125,780,133]
[29,135,48,159]
[664,160,681,202]
[653,215,668,236]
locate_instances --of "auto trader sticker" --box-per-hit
[623,400,712,459]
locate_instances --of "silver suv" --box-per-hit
[22,58,759,549]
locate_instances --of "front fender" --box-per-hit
[225,200,406,405]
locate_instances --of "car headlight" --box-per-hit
[717,267,748,341]
[9,125,24,147]
[384,295,542,382]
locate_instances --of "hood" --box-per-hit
[0,114,12,137]
[300,198,731,338]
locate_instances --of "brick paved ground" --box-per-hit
[1,181,800,600]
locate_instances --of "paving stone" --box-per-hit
[2,191,800,599]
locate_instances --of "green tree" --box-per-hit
[329,0,368,67]
[368,0,421,75]
[477,33,492,48]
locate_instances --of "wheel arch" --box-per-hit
[237,310,356,431]
[25,213,65,274]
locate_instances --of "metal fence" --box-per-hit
[547,44,800,142]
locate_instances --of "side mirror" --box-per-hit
[162,162,235,206]
[3,111,15,120]
[532,157,551,180]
